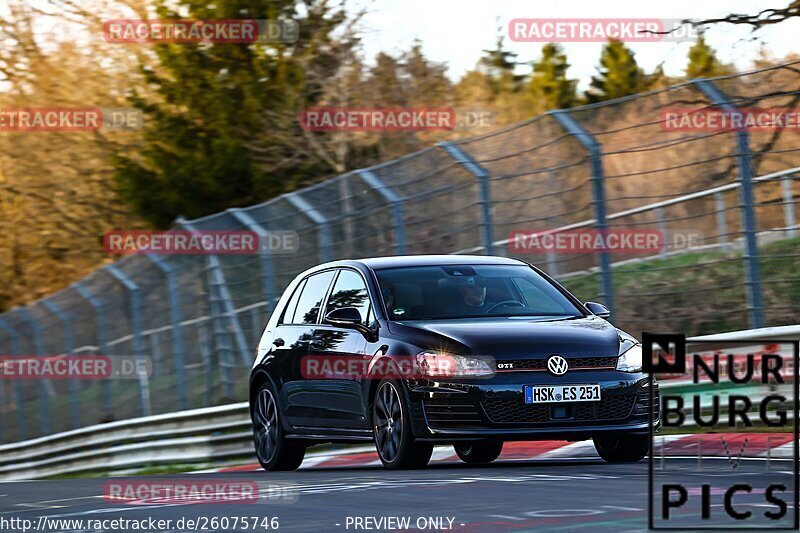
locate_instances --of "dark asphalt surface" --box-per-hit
[0,457,796,532]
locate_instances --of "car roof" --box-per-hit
[318,255,526,270]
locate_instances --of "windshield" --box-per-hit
[374,264,584,320]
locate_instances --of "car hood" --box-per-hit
[389,315,622,359]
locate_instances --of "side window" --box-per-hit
[280,279,306,325]
[292,271,336,325]
[325,269,372,325]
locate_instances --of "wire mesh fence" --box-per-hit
[0,61,799,444]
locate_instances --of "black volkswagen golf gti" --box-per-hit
[249,255,658,470]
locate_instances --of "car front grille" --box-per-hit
[481,393,637,425]
[423,397,483,428]
[494,356,618,372]
[632,382,660,419]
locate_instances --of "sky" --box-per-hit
[350,0,800,89]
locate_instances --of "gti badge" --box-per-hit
[497,363,514,370]
[546,354,569,376]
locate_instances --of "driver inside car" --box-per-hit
[459,276,489,308]
[443,275,502,316]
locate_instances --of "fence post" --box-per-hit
[546,170,559,277]
[15,307,50,435]
[41,300,79,429]
[783,173,797,238]
[285,192,333,263]
[227,208,279,310]
[0,319,26,440]
[549,110,615,317]
[694,79,764,329]
[656,207,668,258]
[143,254,188,411]
[105,265,151,416]
[177,218,251,369]
[715,192,730,252]
[439,142,495,255]
[357,169,407,255]
[72,282,112,419]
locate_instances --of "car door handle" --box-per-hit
[273,338,285,348]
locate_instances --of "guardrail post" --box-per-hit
[227,208,279,310]
[549,110,615,317]
[783,173,797,238]
[715,192,730,252]
[439,142,495,255]
[356,169,407,255]
[15,307,50,435]
[0,319,26,439]
[105,265,151,416]
[143,254,188,411]
[72,282,112,419]
[41,301,79,429]
[284,192,333,263]
[694,79,764,329]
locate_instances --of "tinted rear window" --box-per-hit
[288,271,335,324]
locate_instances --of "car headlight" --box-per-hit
[616,344,643,372]
[416,351,494,378]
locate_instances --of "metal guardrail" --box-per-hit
[0,402,251,481]
[0,326,796,481]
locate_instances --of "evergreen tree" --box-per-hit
[114,0,351,228]
[528,43,577,111]
[478,34,524,97]
[402,40,452,106]
[686,34,729,78]
[585,39,644,103]
[644,63,674,89]
[369,52,407,106]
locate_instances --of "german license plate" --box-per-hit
[524,384,601,404]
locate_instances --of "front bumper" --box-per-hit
[405,371,660,442]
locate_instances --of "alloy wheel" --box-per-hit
[254,387,278,464]
[374,382,403,463]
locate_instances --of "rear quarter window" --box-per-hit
[290,270,336,325]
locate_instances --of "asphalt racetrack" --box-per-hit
[1,454,796,532]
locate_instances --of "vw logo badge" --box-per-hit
[547,354,569,376]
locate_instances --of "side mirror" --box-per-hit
[324,307,363,327]
[585,301,611,319]
[324,307,378,340]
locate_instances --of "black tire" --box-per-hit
[252,381,306,471]
[593,433,649,463]
[372,379,434,469]
[454,440,504,464]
